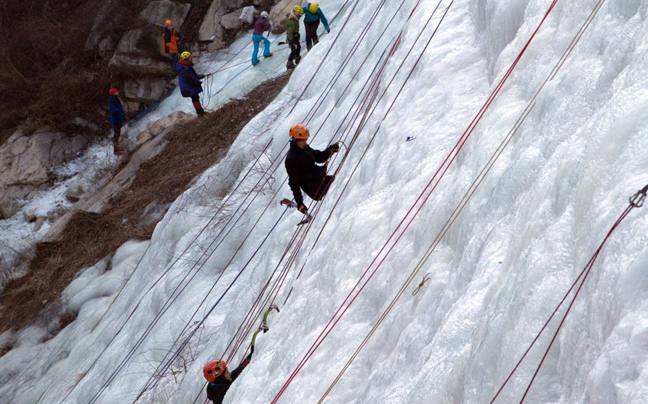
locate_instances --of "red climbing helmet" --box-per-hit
[109,88,118,95]
[203,359,227,382]
[289,123,310,140]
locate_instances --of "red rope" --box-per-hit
[516,205,635,402]
[270,0,561,401]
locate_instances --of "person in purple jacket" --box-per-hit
[251,11,273,66]
[175,51,205,116]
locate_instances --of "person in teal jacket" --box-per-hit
[301,2,330,50]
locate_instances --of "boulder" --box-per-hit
[110,28,176,77]
[198,0,252,42]
[98,34,120,57]
[23,208,38,223]
[0,130,89,219]
[0,196,21,220]
[270,0,301,34]
[221,9,246,31]
[72,117,100,133]
[135,111,193,146]
[140,0,191,27]
[33,217,46,233]
[254,0,275,8]
[65,186,85,203]
[123,78,168,103]
[124,100,142,115]
[206,39,225,53]
[85,0,121,51]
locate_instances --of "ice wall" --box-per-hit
[0,0,647,403]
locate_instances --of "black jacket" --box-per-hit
[285,141,335,207]
[206,353,252,403]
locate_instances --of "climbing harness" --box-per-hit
[411,273,431,296]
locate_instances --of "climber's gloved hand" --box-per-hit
[241,352,252,368]
[329,142,340,154]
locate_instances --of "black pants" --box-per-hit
[288,34,301,63]
[112,121,122,145]
[191,95,205,115]
[305,20,319,49]
[305,175,335,201]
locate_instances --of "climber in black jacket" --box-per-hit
[202,305,278,403]
[204,347,253,404]
[284,123,340,215]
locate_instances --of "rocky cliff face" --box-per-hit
[0,130,90,219]
[109,0,192,111]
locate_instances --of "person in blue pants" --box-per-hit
[251,11,272,66]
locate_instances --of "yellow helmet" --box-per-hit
[289,124,310,140]
[180,51,191,61]
[309,3,319,13]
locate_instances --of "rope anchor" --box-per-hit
[412,273,431,296]
[629,184,648,208]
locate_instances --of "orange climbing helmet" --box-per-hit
[165,19,173,27]
[289,124,310,140]
[203,359,227,382]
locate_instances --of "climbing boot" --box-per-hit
[286,60,296,69]
[295,55,301,65]
[264,53,273,58]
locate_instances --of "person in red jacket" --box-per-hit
[203,305,278,403]
[162,20,179,66]
[203,348,253,404]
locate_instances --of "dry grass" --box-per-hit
[0,0,144,132]
[0,73,290,332]
[0,0,214,137]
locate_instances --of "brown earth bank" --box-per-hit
[0,72,290,332]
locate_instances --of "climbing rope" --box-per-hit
[55,137,275,404]
[79,0,436,400]
[316,0,612,400]
[89,207,290,404]
[270,0,572,399]
[173,3,426,398]
[491,184,646,404]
